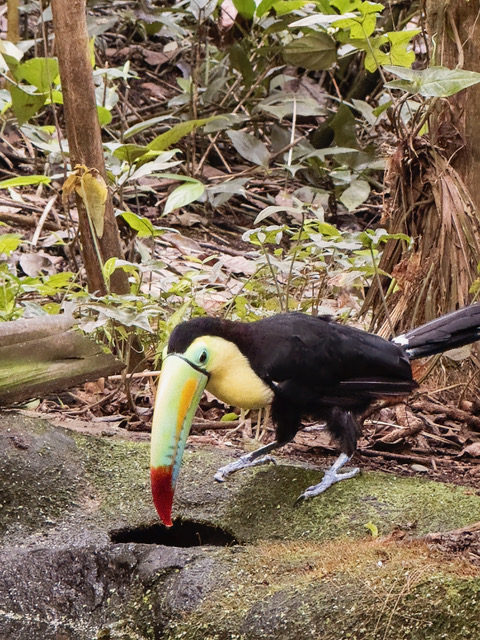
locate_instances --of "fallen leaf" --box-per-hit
[221,255,256,275]
[460,443,480,457]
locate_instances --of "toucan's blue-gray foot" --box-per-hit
[214,441,280,482]
[297,453,359,501]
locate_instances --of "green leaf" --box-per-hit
[97,106,112,126]
[0,175,51,188]
[113,143,149,163]
[103,257,119,282]
[274,0,308,15]
[0,233,22,256]
[221,412,240,421]
[283,33,337,71]
[339,179,370,210]
[123,115,171,140]
[233,0,256,19]
[227,130,271,167]
[121,211,157,237]
[331,104,357,148]
[358,1,383,15]
[256,0,277,17]
[16,57,59,92]
[364,521,379,538]
[230,44,254,85]
[331,0,362,12]
[385,65,480,97]
[147,117,218,152]
[9,85,47,125]
[254,205,302,224]
[163,180,205,215]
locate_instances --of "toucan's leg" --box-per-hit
[214,441,281,482]
[297,453,359,500]
[255,405,271,441]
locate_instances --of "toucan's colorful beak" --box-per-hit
[150,354,208,526]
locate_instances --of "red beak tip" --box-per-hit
[151,465,174,527]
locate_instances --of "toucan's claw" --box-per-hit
[214,452,277,482]
[296,453,359,502]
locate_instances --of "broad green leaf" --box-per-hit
[113,143,149,163]
[233,0,256,19]
[48,90,63,105]
[387,29,421,46]
[274,0,308,15]
[35,272,75,295]
[123,114,171,140]
[284,33,337,71]
[97,106,112,126]
[0,175,51,188]
[9,85,47,125]
[126,152,181,182]
[339,179,370,210]
[147,117,219,152]
[331,0,362,12]
[0,233,22,256]
[352,99,377,125]
[257,94,326,119]
[227,130,271,167]
[163,180,205,215]
[254,205,302,224]
[385,65,480,97]
[257,0,277,17]
[335,14,376,38]
[103,257,119,282]
[122,211,157,237]
[359,228,411,248]
[358,2,383,15]
[382,65,418,81]
[331,104,357,148]
[230,43,254,85]
[16,57,59,92]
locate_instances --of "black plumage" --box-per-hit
[168,307,480,462]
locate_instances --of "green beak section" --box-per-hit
[150,354,208,526]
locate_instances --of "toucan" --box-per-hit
[150,306,480,526]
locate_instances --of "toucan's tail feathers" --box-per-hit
[393,305,480,359]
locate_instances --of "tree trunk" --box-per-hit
[50,0,129,296]
[426,0,480,210]
[7,0,20,44]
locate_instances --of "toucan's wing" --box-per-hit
[245,313,415,398]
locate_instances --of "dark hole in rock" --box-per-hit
[110,519,240,547]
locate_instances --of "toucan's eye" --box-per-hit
[199,350,208,365]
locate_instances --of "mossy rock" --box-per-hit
[174,448,480,544]
[160,539,480,640]
[1,412,480,640]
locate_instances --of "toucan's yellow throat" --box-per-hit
[191,336,274,409]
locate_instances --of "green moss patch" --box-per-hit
[0,413,85,538]
[161,538,480,640]
[174,449,480,543]
[73,433,154,528]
